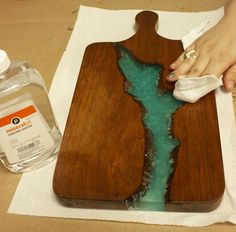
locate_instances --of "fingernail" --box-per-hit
[167,72,176,79]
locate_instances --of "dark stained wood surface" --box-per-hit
[53,11,225,211]
[166,92,225,212]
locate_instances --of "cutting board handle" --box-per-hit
[135,11,159,35]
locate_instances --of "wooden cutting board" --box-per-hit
[53,11,225,212]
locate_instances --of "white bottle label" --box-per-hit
[0,101,55,164]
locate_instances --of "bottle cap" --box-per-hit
[0,50,11,74]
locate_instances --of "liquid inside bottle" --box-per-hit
[0,50,61,173]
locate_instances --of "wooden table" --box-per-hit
[0,0,235,231]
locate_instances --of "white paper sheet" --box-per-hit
[8,6,236,227]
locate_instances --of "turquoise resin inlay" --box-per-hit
[116,44,184,210]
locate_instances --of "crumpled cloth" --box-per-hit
[173,75,223,103]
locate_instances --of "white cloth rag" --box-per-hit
[173,21,224,103]
[173,75,223,103]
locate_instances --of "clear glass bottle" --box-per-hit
[0,50,61,173]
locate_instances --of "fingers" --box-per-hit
[169,45,195,70]
[185,52,209,77]
[167,48,231,82]
[184,53,226,77]
[169,51,185,70]
[200,56,229,77]
[223,64,236,91]
[168,49,236,92]
[167,56,196,81]
[167,47,197,81]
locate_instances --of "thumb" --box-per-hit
[223,64,236,92]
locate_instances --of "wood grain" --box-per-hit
[53,42,146,201]
[166,92,225,212]
[53,11,225,211]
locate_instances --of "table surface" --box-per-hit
[0,0,235,231]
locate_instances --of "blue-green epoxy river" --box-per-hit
[116,44,184,210]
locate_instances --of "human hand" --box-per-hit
[166,18,236,92]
